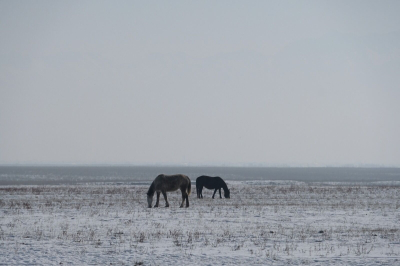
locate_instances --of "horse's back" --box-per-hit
[196,175,223,189]
[154,174,190,191]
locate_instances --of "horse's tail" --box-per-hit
[187,177,192,196]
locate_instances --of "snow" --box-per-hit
[0,181,399,265]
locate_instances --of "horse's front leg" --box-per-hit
[154,191,160,207]
[219,188,222,198]
[212,189,217,199]
[161,191,169,207]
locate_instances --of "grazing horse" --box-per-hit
[147,174,191,208]
[196,176,230,199]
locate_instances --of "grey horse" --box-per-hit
[147,174,191,208]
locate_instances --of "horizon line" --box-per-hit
[0,162,399,168]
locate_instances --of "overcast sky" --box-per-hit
[1,1,399,166]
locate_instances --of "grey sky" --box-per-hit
[1,1,399,166]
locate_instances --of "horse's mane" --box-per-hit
[221,180,229,191]
[147,182,155,196]
[216,177,227,189]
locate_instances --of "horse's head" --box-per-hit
[147,193,153,208]
[224,189,230,198]
[147,182,155,208]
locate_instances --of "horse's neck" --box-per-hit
[147,182,155,196]
[221,182,228,191]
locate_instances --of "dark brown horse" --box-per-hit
[147,174,191,208]
[196,176,230,199]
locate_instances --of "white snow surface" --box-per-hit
[0,181,399,265]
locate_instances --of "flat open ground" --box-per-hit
[1,181,399,265]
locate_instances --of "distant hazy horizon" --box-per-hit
[1,1,400,166]
[1,164,400,186]
[0,162,398,168]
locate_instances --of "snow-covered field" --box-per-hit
[1,181,399,265]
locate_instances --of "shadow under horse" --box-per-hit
[196,176,230,199]
[147,174,191,208]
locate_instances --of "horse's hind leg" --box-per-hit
[197,185,203,198]
[161,191,169,207]
[180,189,188,208]
[185,188,189,207]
